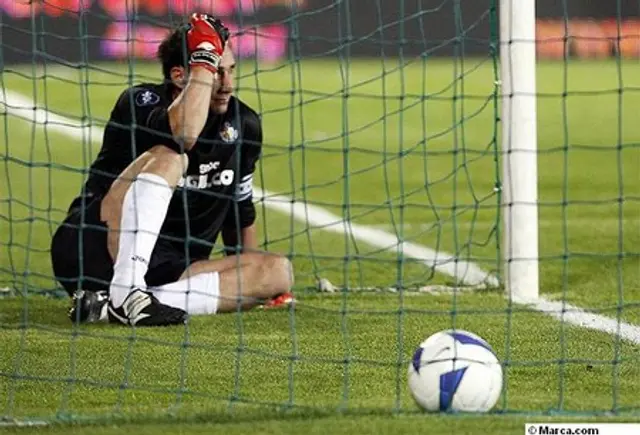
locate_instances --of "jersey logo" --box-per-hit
[220,122,238,143]
[177,160,235,190]
[135,89,160,107]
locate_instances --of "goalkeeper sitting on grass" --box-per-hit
[50,14,294,327]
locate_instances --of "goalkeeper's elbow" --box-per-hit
[167,108,204,150]
[168,122,199,151]
[172,133,198,151]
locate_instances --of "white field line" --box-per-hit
[366,219,636,231]
[2,88,640,346]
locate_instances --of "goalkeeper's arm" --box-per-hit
[149,14,229,151]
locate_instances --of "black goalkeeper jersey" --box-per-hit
[69,83,262,260]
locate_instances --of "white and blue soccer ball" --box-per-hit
[407,329,503,413]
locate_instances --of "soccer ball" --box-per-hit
[407,329,503,413]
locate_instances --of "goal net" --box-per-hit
[1,0,639,426]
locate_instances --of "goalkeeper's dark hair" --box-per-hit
[157,24,190,81]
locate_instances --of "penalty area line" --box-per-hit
[2,88,640,346]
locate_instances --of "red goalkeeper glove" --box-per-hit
[186,13,229,74]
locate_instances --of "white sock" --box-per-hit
[109,173,173,307]
[148,272,220,315]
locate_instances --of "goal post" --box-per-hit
[499,0,540,301]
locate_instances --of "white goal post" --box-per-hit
[500,0,540,300]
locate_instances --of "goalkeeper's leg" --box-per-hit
[99,145,189,326]
[145,253,294,315]
[69,252,294,322]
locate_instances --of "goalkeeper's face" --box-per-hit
[210,45,235,114]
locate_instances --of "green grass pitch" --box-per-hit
[1,57,639,433]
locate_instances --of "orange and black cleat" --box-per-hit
[261,292,295,309]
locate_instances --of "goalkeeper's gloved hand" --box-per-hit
[186,13,230,74]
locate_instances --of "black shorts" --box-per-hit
[51,197,198,297]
